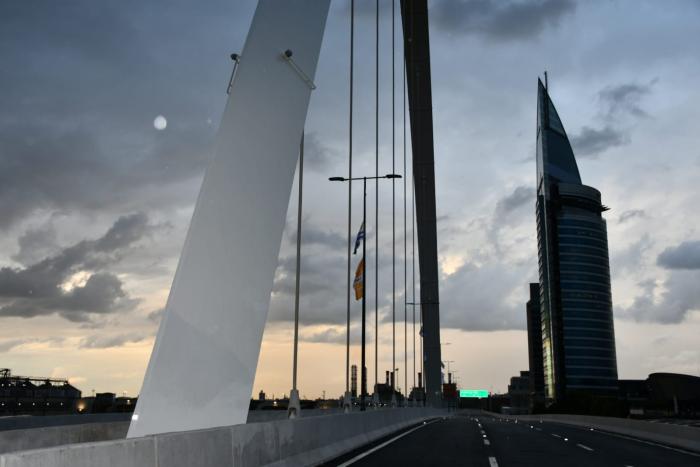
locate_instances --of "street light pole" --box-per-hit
[288,134,304,419]
[330,173,401,412]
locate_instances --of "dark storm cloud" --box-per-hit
[0,0,254,229]
[657,240,700,270]
[570,126,628,158]
[0,337,64,352]
[440,261,526,331]
[270,222,398,326]
[79,332,148,349]
[618,209,646,224]
[0,339,30,353]
[489,186,535,252]
[300,326,366,345]
[611,234,652,274]
[432,0,576,41]
[147,307,165,323]
[494,186,534,219]
[0,214,149,322]
[569,81,654,158]
[269,251,348,325]
[599,82,654,118]
[621,272,700,323]
[0,121,213,229]
[12,223,59,266]
[303,132,342,172]
[288,224,346,250]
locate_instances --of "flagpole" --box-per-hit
[361,176,367,411]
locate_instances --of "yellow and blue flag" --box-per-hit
[353,258,364,300]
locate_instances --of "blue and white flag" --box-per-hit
[353,221,365,254]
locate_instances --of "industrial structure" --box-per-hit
[0,368,81,415]
[534,78,619,405]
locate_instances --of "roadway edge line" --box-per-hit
[336,418,442,467]
[534,420,700,458]
[582,427,700,458]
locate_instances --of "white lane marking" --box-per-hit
[484,439,491,446]
[336,419,440,466]
[552,434,562,439]
[535,427,542,432]
[488,457,499,467]
[577,443,594,451]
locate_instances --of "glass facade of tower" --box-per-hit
[535,80,618,403]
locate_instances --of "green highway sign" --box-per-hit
[459,389,489,399]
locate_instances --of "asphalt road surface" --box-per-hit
[327,413,700,467]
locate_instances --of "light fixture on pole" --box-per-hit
[330,173,401,411]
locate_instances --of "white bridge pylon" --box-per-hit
[128,0,330,438]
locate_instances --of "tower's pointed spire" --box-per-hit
[536,78,581,186]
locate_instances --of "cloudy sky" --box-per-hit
[1,0,699,398]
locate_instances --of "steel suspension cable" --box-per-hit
[412,156,416,392]
[391,0,396,399]
[374,0,379,396]
[403,44,408,401]
[344,0,355,401]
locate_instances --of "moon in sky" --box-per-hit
[153,115,167,130]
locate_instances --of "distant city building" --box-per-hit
[258,390,266,401]
[620,373,700,417]
[525,283,544,410]
[535,79,619,404]
[351,365,357,398]
[77,393,136,414]
[506,371,531,414]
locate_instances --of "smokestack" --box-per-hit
[448,373,452,384]
[390,371,395,389]
[418,372,423,389]
[351,365,358,398]
[385,371,390,385]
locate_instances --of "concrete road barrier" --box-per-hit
[0,422,129,455]
[0,408,445,466]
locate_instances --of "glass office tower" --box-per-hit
[535,79,618,404]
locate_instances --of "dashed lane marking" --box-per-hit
[488,457,499,467]
[552,434,562,439]
[483,439,491,446]
[577,443,594,451]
